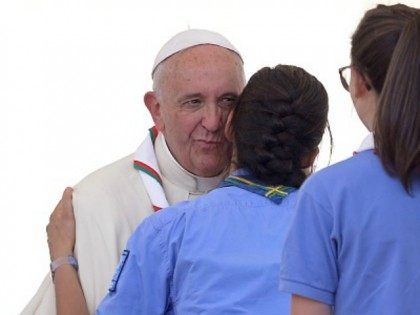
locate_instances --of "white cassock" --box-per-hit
[21,132,225,314]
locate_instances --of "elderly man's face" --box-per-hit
[146,45,245,177]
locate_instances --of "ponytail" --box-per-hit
[375,13,420,192]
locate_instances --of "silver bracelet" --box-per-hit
[50,255,78,279]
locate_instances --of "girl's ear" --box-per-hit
[351,68,370,99]
[301,147,320,169]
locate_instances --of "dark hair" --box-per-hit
[351,4,420,191]
[231,65,329,187]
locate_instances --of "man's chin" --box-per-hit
[192,156,229,177]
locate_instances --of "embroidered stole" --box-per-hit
[133,127,169,211]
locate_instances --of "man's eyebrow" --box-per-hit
[219,92,240,98]
[176,92,240,103]
[177,93,203,102]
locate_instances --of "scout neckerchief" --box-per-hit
[353,133,374,155]
[219,169,296,204]
[133,126,169,211]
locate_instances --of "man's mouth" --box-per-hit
[195,139,223,149]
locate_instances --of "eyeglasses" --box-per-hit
[338,66,351,91]
[338,65,372,92]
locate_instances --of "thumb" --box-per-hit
[62,187,74,212]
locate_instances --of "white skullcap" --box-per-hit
[151,29,243,77]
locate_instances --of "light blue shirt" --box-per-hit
[97,182,296,314]
[279,150,420,314]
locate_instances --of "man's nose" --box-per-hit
[201,104,223,132]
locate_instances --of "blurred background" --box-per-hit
[1,0,418,312]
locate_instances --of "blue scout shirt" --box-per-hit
[279,150,420,314]
[97,172,296,314]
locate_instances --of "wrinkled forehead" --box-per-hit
[170,44,242,70]
[156,45,245,99]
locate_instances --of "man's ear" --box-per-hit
[224,110,235,141]
[351,68,370,99]
[144,91,164,132]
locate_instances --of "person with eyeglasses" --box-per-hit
[278,3,420,315]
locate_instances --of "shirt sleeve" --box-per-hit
[96,215,173,315]
[278,190,338,305]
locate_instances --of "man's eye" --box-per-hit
[183,99,202,106]
[219,97,237,107]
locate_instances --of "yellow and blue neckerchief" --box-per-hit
[219,170,296,205]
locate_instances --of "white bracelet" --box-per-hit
[50,255,78,279]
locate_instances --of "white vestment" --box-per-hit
[22,133,225,314]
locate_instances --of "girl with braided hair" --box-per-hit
[279,4,420,315]
[97,64,329,314]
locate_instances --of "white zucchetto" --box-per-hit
[151,29,243,76]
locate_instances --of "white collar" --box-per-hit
[155,133,226,193]
[355,133,375,154]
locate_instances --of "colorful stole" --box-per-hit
[220,173,296,204]
[133,127,169,211]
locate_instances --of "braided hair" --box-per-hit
[231,65,329,187]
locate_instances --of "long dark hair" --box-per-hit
[231,65,329,187]
[351,4,420,191]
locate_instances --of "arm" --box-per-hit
[47,187,89,315]
[291,294,332,315]
[53,265,89,315]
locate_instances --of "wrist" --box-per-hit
[50,249,74,262]
[50,255,78,280]
[50,251,74,263]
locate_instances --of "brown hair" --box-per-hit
[351,4,420,191]
[231,65,329,187]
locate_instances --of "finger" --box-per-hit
[50,187,72,218]
[62,186,73,199]
[62,187,73,206]
[50,195,64,220]
[49,209,56,222]
[62,187,75,215]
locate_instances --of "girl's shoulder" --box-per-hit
[301,150,383,194]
